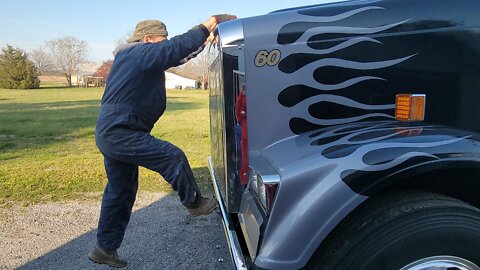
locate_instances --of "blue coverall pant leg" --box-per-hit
[96,128,200,250]
[129,132,201,208]
[97,157,139,250]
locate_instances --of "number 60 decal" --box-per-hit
[254,49,281,67]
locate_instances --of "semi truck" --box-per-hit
[207,0,480,269]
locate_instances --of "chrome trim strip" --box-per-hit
[218,19,244,48]
[238,190,264,261]
[209,157,248,270]
[250,156,281,184]
[259,174,281,185]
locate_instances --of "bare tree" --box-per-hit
[180,45,214,89]
[46,36,89,87]
[114,29,134,47]
[29,47,54,75]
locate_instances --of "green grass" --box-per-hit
[0,87,211,206]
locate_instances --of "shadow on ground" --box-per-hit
[17,195,232,270]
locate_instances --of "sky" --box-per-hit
[0,0,342,63]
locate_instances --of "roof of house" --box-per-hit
[165,71,198,82]
[74,62,101,76]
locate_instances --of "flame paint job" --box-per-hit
[209,0,480,269]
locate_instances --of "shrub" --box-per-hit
[0,45,40,89]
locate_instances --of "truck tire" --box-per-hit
[306,191,480,270]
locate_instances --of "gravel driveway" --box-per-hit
[0,192,232,270]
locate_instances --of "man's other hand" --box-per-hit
[213,14,237,25]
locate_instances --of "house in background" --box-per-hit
[165,72,199,89]
[71,62,106,87]
[70,66,198,89]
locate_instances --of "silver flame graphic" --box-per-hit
[283,55,416,91]
[293,95,395,126]
[306,122,469,171]
[294,36,382,54]
[265,122,470,234]
[278,6,416,128]
[293,19,411,45]
[298,6,386,21]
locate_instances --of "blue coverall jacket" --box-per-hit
[94,25,209,250]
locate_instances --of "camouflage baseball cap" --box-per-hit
[127,20,168,43]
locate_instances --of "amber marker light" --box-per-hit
[395,94,426,122]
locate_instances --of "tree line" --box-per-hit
[1,33,214,90]
[0,36,89,89]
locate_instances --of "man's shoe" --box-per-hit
[188,196,218,217]
[88,246,127,268]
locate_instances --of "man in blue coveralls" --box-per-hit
[88,15,236,268]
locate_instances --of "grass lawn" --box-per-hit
[0,87,211,206]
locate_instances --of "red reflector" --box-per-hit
[265,183,278,210]
[236,90,249,185]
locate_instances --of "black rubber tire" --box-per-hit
[305,191,480,270]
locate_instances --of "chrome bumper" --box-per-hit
[208,157,248,270]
